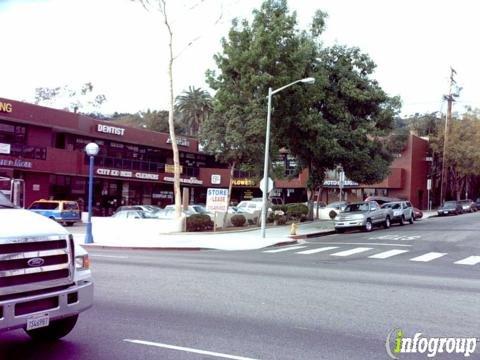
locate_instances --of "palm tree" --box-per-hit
[175,86,213,136]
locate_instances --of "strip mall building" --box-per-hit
[0,97,430,213]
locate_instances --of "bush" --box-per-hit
[329,210,338,219]
[267,212,275,223]
[272,205,288,213]
[286,203,309,221]
[186,214,213,232]
[274,214,287,225]
[230,214,246,227]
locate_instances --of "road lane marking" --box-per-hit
[90,254,129,259]
[123,339,259,360]
[330,247,372,257]
[263,245,306,253]
[454,256,480,265]
[313,242,412,247]
[369,234,421,241]
[296,246,339,255]
[410,252,447,262]
[368,249,409,259]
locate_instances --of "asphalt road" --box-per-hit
[1,213,479,359]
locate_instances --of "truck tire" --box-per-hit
[409,216,414,224]
[25,315,78,341]
[364,219,373,232]
[384,216,391,229]
[399,216,405,226]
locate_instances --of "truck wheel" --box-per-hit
[384,216,391,229]
[399,216,405,226]
[409,216,414,224]
[364,219,373,232]
[25,315,78,341]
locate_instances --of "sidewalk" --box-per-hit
[71,220,335,251]
[72,211,437,251]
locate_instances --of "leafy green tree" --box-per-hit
[111,110,188,134]
[430,112,480,201]
[34,82,106,114]
[202,0,400,213]
[176,86,213,137]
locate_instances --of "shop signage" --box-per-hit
[0,158,32,168]
[166,136,190,147]
[152,191,173,199]
[0,102,12,113]
[211,174,221,185]
[206,188,229,212]
[163,176,203,185]
[165,164,183,174]
[323,180,358,187]
[0,143,11,154]
[96,168,159,180]
[96,124,125,136]
[232,178,256,187]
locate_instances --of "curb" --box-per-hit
[80,244,202,251]
[289,229,336,240]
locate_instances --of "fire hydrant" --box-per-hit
[290,222,298,236]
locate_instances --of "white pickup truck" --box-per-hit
[0,192,93,340]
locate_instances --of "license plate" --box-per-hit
[27,314,49,330]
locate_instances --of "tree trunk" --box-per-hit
[162,1,182,219]
[315,186,323,219]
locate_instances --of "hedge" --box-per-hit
[186,214,214,232]
[230,214,246,227]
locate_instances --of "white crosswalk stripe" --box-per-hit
[330,247,372,257]
[410,252,447,262]
[454,256,480,265]
[368,249,409,259]
[296,246,339,255]
[263,246,307,253]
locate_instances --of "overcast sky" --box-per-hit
[0,0,478,116]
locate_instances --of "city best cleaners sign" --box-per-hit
[206,188,229,212]
[96,168,159,180]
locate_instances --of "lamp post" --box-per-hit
[261,77,315,238]
[85,142,99,244]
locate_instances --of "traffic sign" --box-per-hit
[259,177,274,193]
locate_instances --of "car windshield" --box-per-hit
[383,203,401,209]
[444,201,457,207]
[343,203,369,212]
[29,202,59,210]
[0,192,14,208]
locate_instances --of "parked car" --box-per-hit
[364,196,401,206]
[116,205,162,213]
[28,199,81,226]
[437,201,463,216]
[334,201,392,232]
[476,198,480,210]
[413,207,423,220]
[163,204,214,220]
[381,201,414,225]
[111,210,158,219]
[459,199,477,213]
[315,201,348,219]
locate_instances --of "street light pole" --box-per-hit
[260,77,315,238]
[85,142,99,244]
[260,87,273,239]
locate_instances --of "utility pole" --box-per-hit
[439,67,457,205]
